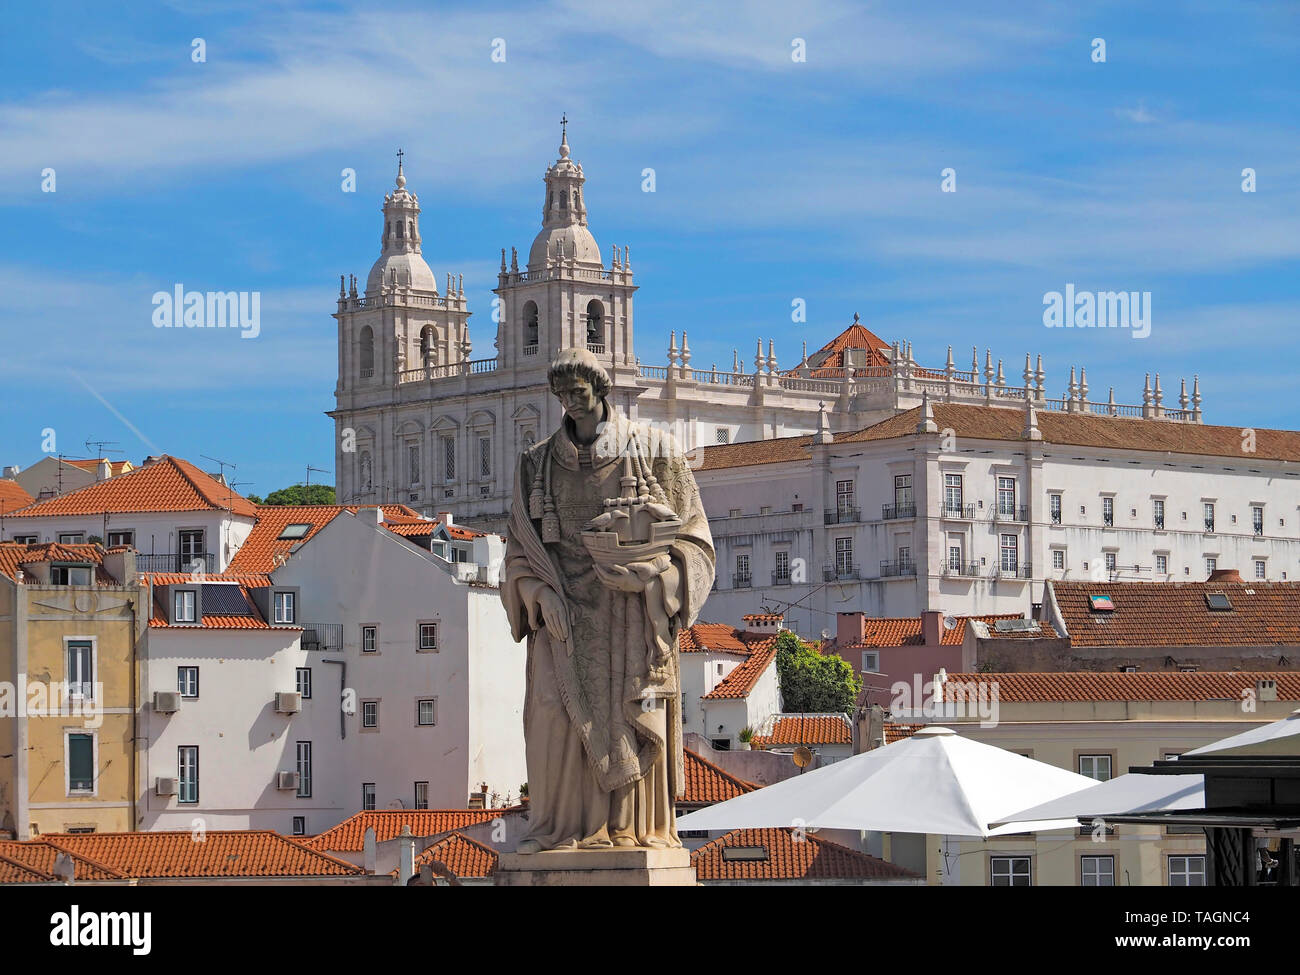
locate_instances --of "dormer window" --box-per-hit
[274,591,296,624]
[51,564,93,586]
[174,589,197,623]
[278,523,312,541]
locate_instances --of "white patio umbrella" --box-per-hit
[1186,707,1300,757]
[992,773,1205,827]
[675,726,1097,838]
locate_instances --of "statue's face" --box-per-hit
[552,376,600,422]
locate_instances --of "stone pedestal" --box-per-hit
[495,848,697,886]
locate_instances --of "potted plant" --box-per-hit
[737,726,755,750]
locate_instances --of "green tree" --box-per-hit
[255,484,336,506]
[774,630,862,715]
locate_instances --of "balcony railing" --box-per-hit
[137,552,216,574]
[771,571,791,586]
[882,504,916,520]
[1254,524,1264,536]
[1103,513,1114,527]
[994,506,1029,522]
[944,561,982,577]
[878,560,917,578]
[940,504,976,520]
[824,507,860,525]
[301,623,343,652]
[1205,519,1215,533]
[1154,516,1165,530]
[824,563,857,581]
[587,343,606,354]
[733,574,752,589]
[522,344,539,356]
[997,562,1033,579]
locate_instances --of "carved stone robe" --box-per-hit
[502,404,715,849]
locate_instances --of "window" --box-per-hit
[417,698,437,726]
[861,651,879,673]
[523,301,539,347]
[1205,557,1217,576]
[277,523,312,540]
[1049,494,1061,524]
[177,666,199,699]
[948,544,963,571]
[1156,554,1168,575]
[296,741,312,798]
[1081,855,1115,886]
[59,532,85,544]
[1104,552,1117,573]
[12,533,38,544]
[735,554,750,583]
[442,436,455,481]
[894,474,913,510]
[418,622,438,651]
[178,529,205,563]
[67,641,93,698]
[791,503,803,513]
[710,738,730,752]
[1204,502,1215,532]
[1153,499,1165,529]
[273,591,295,624]
[479,437,491,479]
[1169,855,1206,886]
[362,783,376,811]
[362,701,379,729]
[835,537,853,575]
[997,477,1016,516]
[408,443,421,486]
[359,325,375,376]
[585,301,604,347]
[292,816,306,836]
[990,856,1031,886]
[106,530,134,548]
[1252,505,1264,536]
[178,746,199,803]
[836,479,855,515]
[715,428,730,445]
[944,474,963,513]
[1255,560,1267,580]
[1079,754,1112,782]
[414,782,429,810]
[51,564,92,586]
[1102,497,1114,527]
[897,545,911,569]
[1052,549,1065,571]
[174,589,196,623]
[774,550,790,581]
[362,625,377,653]
[68,733,94,793]
[296,667,312,699]
[999,534,1018,571]
[728,508,742,518]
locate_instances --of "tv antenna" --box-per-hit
[305,465,332,491]
[84,438,123,458]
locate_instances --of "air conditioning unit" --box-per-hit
[155,777,178,797]
[275,691,302,714]
[277,771,300,790]
[153,690,182,713]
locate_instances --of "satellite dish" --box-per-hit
[792,746,813,768]
[943,615,958,631]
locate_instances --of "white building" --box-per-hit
[329,126,1195,530]
[694,398,1300,635]
[678,615,783,751]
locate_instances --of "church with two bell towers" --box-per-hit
[329,123,1206,531]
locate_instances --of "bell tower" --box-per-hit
[493,119,637,377]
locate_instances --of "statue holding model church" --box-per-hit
[501,348,716,852]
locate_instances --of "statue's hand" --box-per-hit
[536,587,570,642]
[593,554,670,592]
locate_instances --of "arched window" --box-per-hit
[559,189,568,210]
[523,301,539,350]
[396,220,404,239]
[585,300,604,349]
[572,189,580,210]
[359,325,375,377]
[359,450,373,493]
[407,220,414,241]
[420,326,435,366]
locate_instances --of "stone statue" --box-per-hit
[501,349,715,851]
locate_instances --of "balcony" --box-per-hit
[1154,516,1165,530]
[1254,523,1264,537]
[523,344,539,356]
[586,343,606,354]
[733,574,752,589]
[944,561,982,577]
[136,552,216,573]
[878,560,917,578]
[994,506,1029,523]
[771,571,791,586]
[1103,513,1114,527]
[881,504,917,521]
[824,507,860,525]
[300,623,343,653]
[940,504,976,520]
[824,563,857,582]
[1204,519,1215,534]
[997,562,1033,579]
[1050,512,1062,525]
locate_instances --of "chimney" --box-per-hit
[437,510,454,526]
[921,610,944,648]
[1207,568,1243,584]
[740,613,783,635]
[837,611,866,647]
[141,455,162,467]
[363,826,377,874]
[97,459,111,481]
[357,506,384,526]
[397,824,416,885]
[2,465,20,478]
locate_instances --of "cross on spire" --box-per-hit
[396,147,404,174]
[560,114,568,141]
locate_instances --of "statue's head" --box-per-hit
[548,348,611,422]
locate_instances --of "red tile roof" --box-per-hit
[30,831,362,878]
[703,643,778,700]
[1051,580,1300,648]
[753,714,853,748]
[143,576,285,630]
[306,809,510,852]
[400,832,499,880]
[0,542,118,584]
[680,622,754,655]
[0,852,51,883]
[4,456,259,518]
[0,478,33,513]
[796,318,892,377]
[941,671,1300,703]
[680,748,759,806]
[0,839,126,881]
[883,722,926,744]
[741,613,784,623]
[64,458,134,476]
[691,828,920,882]
[227,504,430,574]
[838,614,1022,649]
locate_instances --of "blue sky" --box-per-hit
[1,0,1297,497]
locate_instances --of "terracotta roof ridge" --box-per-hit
[683,747,760,793]
[37,838,129,878]
[0,849,55,881]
